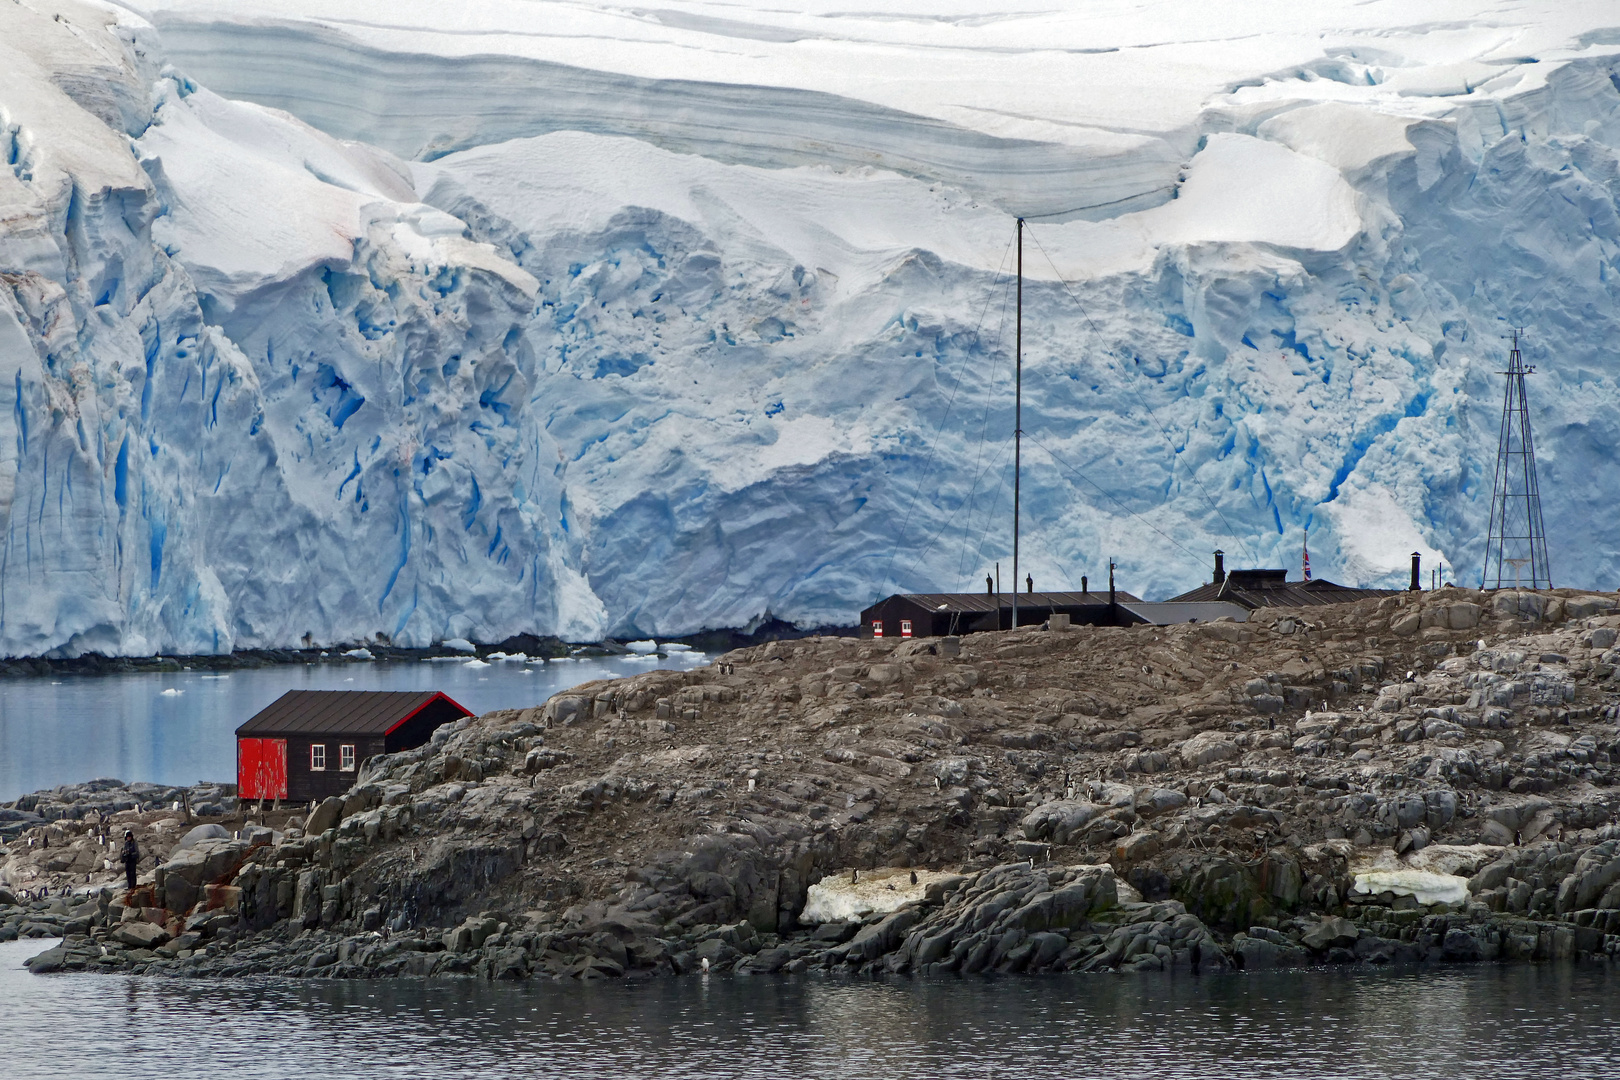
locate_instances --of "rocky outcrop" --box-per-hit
[9,588,1620,979]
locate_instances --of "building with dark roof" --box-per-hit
[860,589,1143,638]
[1165,552,1399,610]
[236,690,471,803]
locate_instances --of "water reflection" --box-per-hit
[4,940,1614,1080]
[0,654,707,799]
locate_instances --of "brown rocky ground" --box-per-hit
[11,586,1620,979]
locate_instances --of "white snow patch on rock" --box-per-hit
[799,867,957,924]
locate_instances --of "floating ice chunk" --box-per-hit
[442,639,477,653]
[159,688,184,697]
[663,643,693,652]
[343,647,374,659]
[462,658,490,669]
[625,640,658,654]
[485,651,526,661]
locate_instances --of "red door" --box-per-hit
[238,738,288,800]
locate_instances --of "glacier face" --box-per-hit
[1,0,1618,654]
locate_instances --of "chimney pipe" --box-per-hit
[1410,552,1421,592]
[1081,575,1088,594]
[1213,550,1226,585]
[1108,560,1117,607]
[1026,574,1033,595]
[985,574,993,596]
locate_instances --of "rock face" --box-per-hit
[9,589,1620,980]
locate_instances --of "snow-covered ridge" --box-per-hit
[130,14,1184,222]
[2,0,1619,655]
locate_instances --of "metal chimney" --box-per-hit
[1410,552,1421,592]
[1213,550,1226,585]
[1081,575,1088,594]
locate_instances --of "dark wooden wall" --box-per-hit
[284,735,386,803]
[385,699,466,753]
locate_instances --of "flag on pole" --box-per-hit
[1302,528,1312,581]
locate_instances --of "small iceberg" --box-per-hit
[625,640,658,654]
[485,651,526,662]
[463,658,490,669]
[663,642,693,652]
[343,647,374,660]
[442,638,477,653]
[159,688,184,697]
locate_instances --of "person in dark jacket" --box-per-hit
[121,831,139,891]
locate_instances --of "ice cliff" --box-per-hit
[2,0,1618,655]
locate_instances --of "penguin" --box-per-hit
[852,868,858,884]
[910,870,918,885]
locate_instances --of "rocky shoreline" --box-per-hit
[7,587,1620,981]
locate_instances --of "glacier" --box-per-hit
[1,0,1618,655]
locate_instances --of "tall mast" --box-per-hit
[1483,329,1552,589]
[1012,218,1023,632]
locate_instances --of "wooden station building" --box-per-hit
[860,588,1143,638]
[236,689,471,802]
[864,551,1402,639]
[1165,552,1397,610]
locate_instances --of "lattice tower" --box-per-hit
[1482,330,1552,590]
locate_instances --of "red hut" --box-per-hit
[236,690,471,802]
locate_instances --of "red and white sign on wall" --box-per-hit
[872,620,883,638]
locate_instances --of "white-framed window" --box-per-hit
[900,619,913,638]
[340,744,356,772]
[872,620,884,638]
[310,744,326,771]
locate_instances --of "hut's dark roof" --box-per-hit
[869,590,1143,614]
[235,690,469,738]
[1165,570,1395,609]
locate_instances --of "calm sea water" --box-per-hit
[0,655,707,801]
[1,939,1616,1079]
